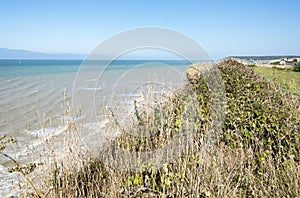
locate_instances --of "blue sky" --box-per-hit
[0,0,299,59]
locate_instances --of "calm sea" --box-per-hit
[0,59,190,196]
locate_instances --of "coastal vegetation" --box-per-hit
[294,61,300,72]
[0,135,40,197]
[2,59,300,197]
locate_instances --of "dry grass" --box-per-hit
[42,59,299,197]
[2,59,299,197]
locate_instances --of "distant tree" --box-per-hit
[293,58,297,62]
[294,61,300,72]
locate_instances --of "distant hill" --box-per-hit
[0,48,85,59]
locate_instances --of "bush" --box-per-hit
[294,62,300,72]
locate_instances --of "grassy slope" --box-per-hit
[37,60,300,197]
[253,67,300,98]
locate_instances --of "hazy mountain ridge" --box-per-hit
[0,48,85,59]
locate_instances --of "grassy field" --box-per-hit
[253,66,300,98]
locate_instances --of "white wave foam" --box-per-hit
[83,119,110,130]
[79,87,103,91]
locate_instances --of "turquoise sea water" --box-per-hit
[0,59,190,196]
[0,59,190,132]
[0,59,191,77]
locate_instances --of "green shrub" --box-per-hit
[294,62,300,72]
